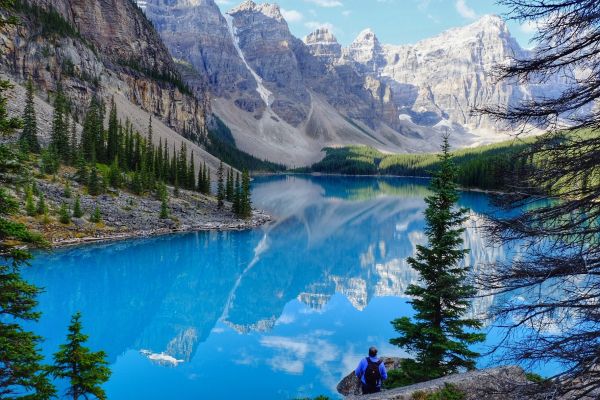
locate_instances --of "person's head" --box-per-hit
[368,346,378,357]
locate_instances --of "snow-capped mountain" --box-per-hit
[140,0,554,166]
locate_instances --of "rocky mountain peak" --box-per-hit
[304,27,342,63]
[229,0,284,21]
[353,28,379,46]
[304,28,338,45]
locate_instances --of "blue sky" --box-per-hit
[215,0,536,48]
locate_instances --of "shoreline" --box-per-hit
[50,210,272,248]
[254,172,507,195]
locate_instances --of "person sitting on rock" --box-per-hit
[354,346,387,394]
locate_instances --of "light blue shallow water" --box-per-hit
[22,175,550,399]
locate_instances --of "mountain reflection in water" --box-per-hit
[24,175,506,400]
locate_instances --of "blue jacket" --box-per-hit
[355,357,388,386]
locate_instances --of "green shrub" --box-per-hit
[89,205,101,223]
[525,372,545,384]
[58,202,71,224]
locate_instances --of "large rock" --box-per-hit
[337,357,404,396]
[344,366,531,400]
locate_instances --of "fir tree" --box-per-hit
[106,98,119,163]
[205,167,211,195]
[25,185,36,216]
[88,165,101,196]
[50,312,111,400]
[73,194,83,218]
[131,171,143,195]
[188,152,195,190]
[108,158,122,189]
[155,138,163,181]
[217,161,225,209]
[233,172,241,216]
[146,116,154,174]
[0,64,55,398]
[58,202,71,224]
[63,180,71,198]
[160,197,169,219]
[89,205,101,223]
[80,97,101,162]
[69,116,78,165]
[19,78,40,153]
[226,168,234,201]
[36,192,47,216]
[240,169,252,218]
[40,147,60,175]
[389,137,485,385]
[50,83,70,162]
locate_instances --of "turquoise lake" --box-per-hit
[23,175,546,399]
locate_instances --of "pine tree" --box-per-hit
[58,202,71,224]
[73,194,83,218]
[389,137,485,385]
[188,152,195,190]
[240,169,252,218]
[106,98,118,163]
[226,168,234,201]
[19,78,40,153]
[217,161,225,209]
[205,166,211,195]
[0,68,55,398]
[81,98,99,162]
[146,117,154,174]
[90,205,101,223]
[64,180,72,198]
[36,192,47,216]
[40,147,60,175]
[88,165,101,196]
[131,171,143,195]
[233,172,241,216]
[155,137,163,181]
[25,185,36,216]
[69,118,78,166]
[108,157,122,189]
[50,312,111,400]
[50,83,70,162]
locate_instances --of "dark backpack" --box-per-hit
[364,358,382,387]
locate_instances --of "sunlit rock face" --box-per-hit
[141,1,568,165]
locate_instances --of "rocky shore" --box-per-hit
[337,358,553,400]
[14,173,271,248]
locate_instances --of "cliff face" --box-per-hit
[0,0,207,136]
[140,0,562,166]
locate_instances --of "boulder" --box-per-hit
[344,366,531,400]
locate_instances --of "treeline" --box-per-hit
[20,78,252,219]
[201,116,286,173]
[308,141,532,190]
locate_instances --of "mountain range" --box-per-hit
[0,0,560,168]
[139,0,557,166]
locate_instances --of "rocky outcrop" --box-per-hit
[0,0,207,138]
[340,364,534,400]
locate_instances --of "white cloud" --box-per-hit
[215,0,230,5]
[304,0,343,8]
[520,20,537,34]
[455,0,477,20]
[281,8,304,23]
[342,10,352,17]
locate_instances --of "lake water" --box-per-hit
[23,175,537,399]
